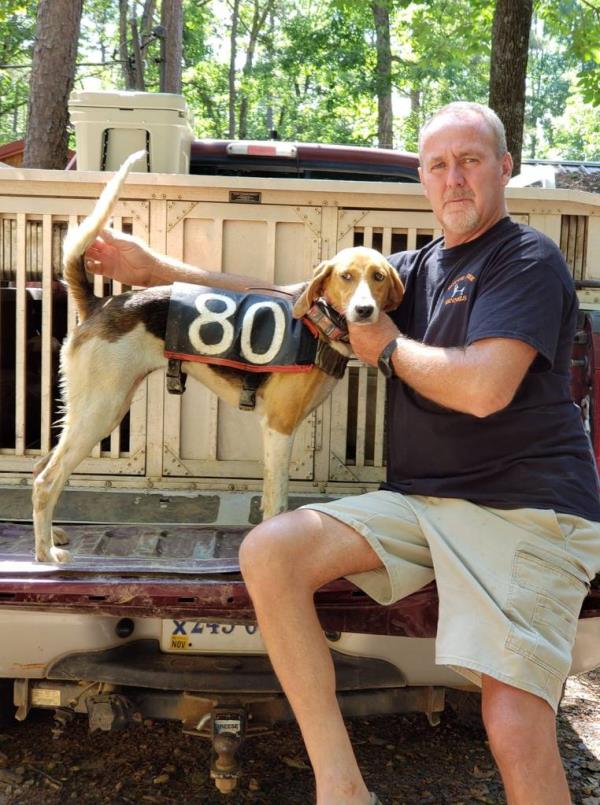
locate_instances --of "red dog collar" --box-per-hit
[303,299,349,343]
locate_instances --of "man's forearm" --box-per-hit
[389,337,492,416]
[348,317,486,414]
[347,317,535,418]
[387,335,535,418]
[148,252,304,296]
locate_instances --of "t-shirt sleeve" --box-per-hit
[466,253,568,371]
[387,250,415,286]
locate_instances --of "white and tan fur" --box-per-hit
[32,152,404,563]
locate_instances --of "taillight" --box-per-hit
[226,142,298,159]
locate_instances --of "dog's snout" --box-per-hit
[355,304,374,320]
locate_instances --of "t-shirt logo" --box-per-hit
[444,273,476,305]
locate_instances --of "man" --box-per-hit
[86,102,600,805]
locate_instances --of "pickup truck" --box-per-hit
[0,143,598,794]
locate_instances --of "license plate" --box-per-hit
[160,619,264,653]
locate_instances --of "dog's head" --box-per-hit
[293,246,404,323]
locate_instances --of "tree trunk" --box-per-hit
[371,1,393,149]
[488,0,534,174]
[22,0,82,169]
[140,0,157,46]
[119,0,136,89]
[130,17,146,90]
[265,7,276,136]
[410,88,420,116]
[228,0,240,138]
[120,0,157,92]
[239,0,274,138]
[161,0,183,93]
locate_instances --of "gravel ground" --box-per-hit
[0,671,598,805]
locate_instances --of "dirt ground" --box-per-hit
[0,671,598,805]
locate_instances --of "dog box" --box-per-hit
[68,90,194,174]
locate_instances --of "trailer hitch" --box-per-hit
[210,707,246,794]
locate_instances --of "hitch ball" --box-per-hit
[210,708,246,794]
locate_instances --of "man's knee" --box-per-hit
[481,675,557,763]
[239,511,309,588]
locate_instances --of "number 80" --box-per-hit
[188,292,287,365]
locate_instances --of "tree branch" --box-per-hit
[0,99,28,116]
[580,0,600,17]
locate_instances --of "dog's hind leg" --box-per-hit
[33,341,158,563]
[32,450,53,478]
[33,423,108,562]
[31,451,68,551]
[33,383,145,562]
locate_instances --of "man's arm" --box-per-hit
[84,228,306,296]
[348,314,537,418]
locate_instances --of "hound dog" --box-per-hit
[32,152,404,563]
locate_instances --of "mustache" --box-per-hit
[443,191,475,203]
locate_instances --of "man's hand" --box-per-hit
[85,228,155,287]
[347,314,401,366]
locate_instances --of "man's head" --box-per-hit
[418,102,513,247]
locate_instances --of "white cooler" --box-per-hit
[68,90,194,173]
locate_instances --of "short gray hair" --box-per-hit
[418,102,508,158]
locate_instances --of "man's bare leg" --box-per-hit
[239,508,383,805]
[481,675,571,804]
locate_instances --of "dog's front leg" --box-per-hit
[260,422,295,520]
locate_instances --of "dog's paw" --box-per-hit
[52,527,70,546]
[35,545,50,563]
[35,528,71,563]
[49,545,72,564]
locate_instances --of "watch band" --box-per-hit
[377,336,400,378]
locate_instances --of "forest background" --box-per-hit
[1,0,599,173]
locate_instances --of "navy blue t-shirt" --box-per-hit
[383,216,600,522]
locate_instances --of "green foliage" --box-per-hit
[268,5,376,142]
[182,0,379,143]
[392,0,494,150]
[538,0,600,107]
[536,92,600,160]
[0,1,35,142]
[524,16,572,158]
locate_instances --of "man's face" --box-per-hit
[418,113,513,247]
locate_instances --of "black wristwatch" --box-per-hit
[378,337,401,379]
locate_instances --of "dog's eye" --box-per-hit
[340,272,353,281]
[373,271,385,281]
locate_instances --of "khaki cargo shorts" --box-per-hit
[303,491,600,711]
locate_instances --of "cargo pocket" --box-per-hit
[505,543,590,679]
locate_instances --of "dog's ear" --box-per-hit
[383,263,405,311]
[292,259,335,318]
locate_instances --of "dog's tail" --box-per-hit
[62,150,146,321]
